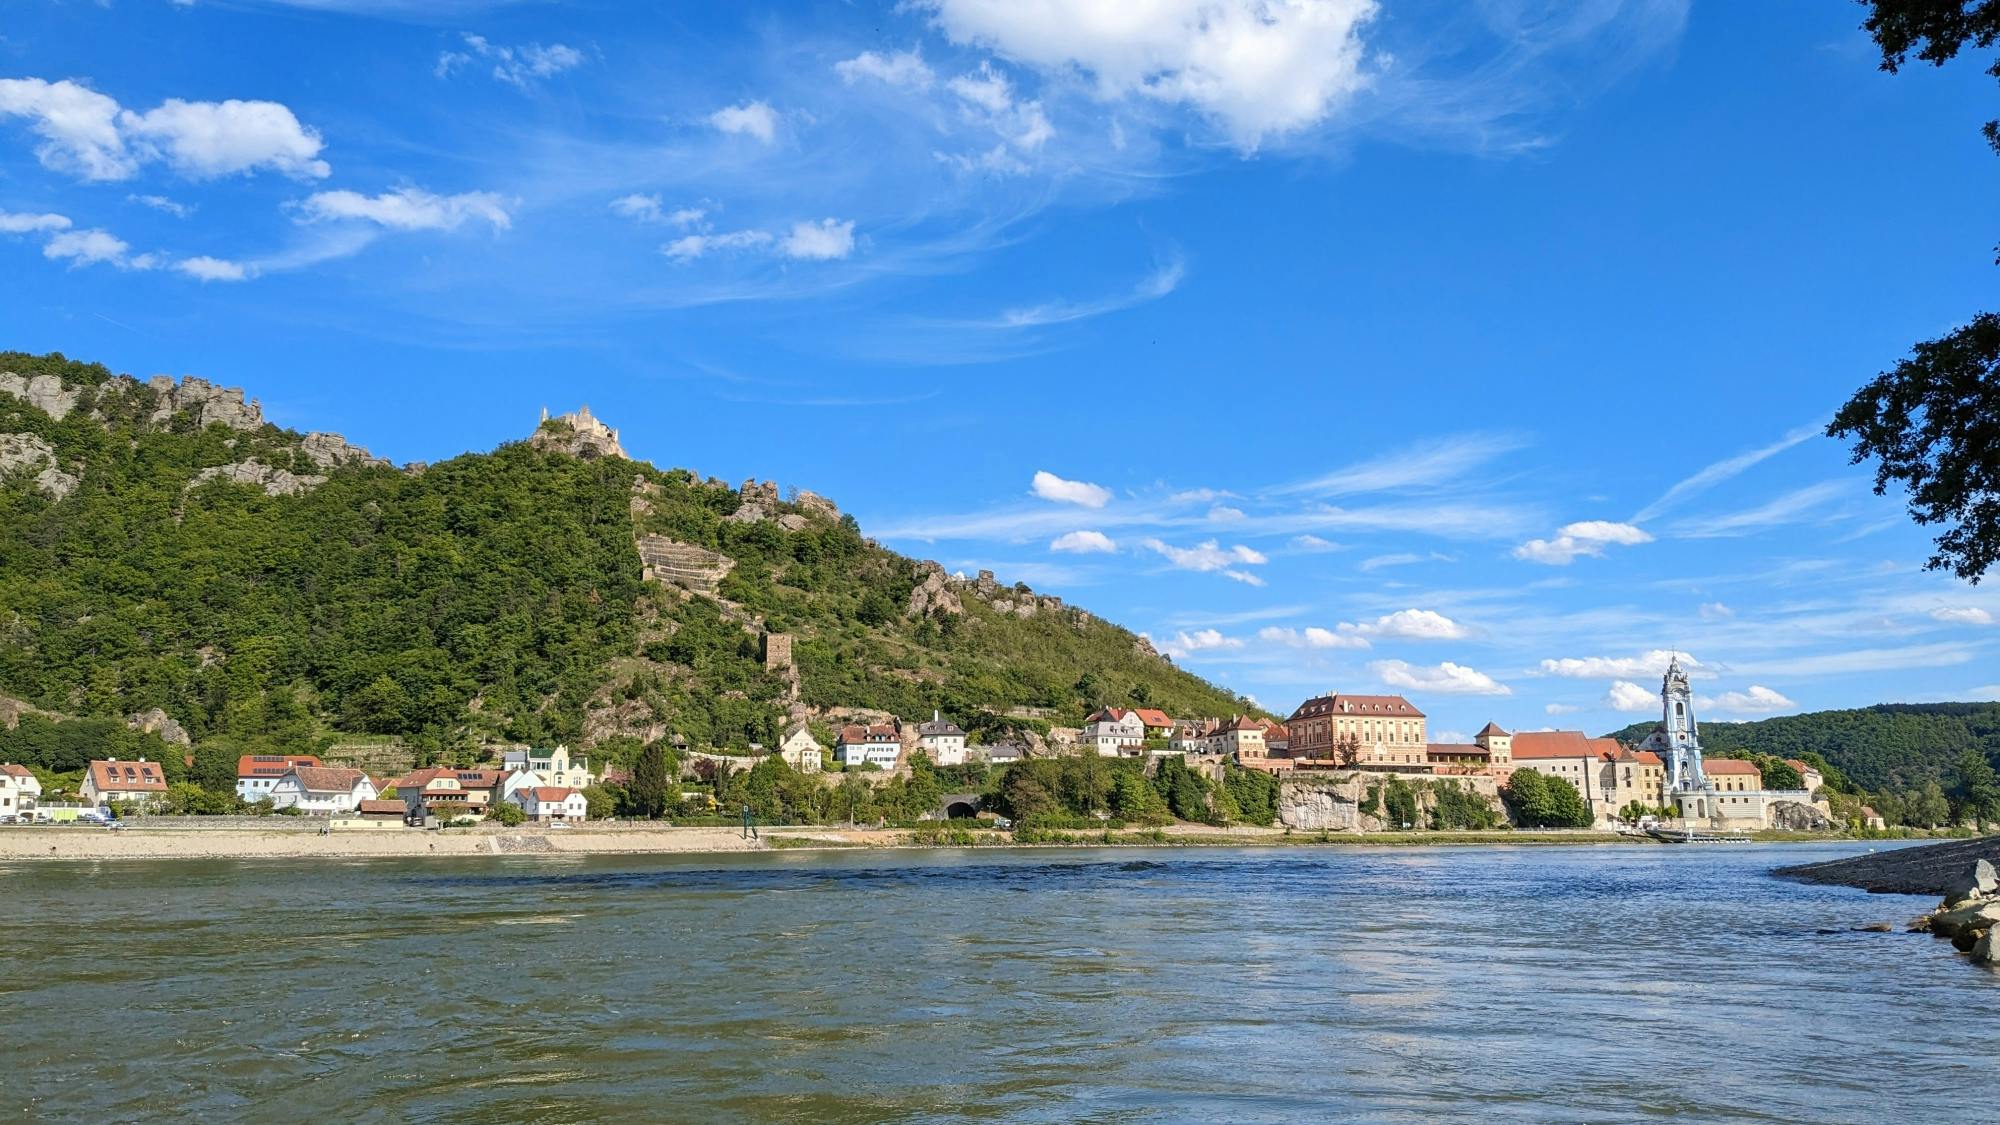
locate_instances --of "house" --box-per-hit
[269,766,378,815]
[80,758,169,808]
[1505,731,1668,824]
[915,712,968,766]
[1284,694,1428,769]
[398,767,512,818]
[1208,716,1266,758]
[1260,721,1290,754]
[235,754,324,803]
[1080,708,1147,757]
[1705,758,1762,793]
[355,799,410,822]
[512,786,589,822]
[1784,758,1826,798]
[834,724,902,770]
[1170,719,1217,756]
[0,763,41,818]
[1131,708,1176,739]
[979,741,1027,765]
[777,724,824,772]
[1860,805,1887,831]
[499,745,595,789]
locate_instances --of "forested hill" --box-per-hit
[0,350,1255,766]
[1605,703,2000,792]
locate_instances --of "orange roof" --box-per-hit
[237,754,322,779]
[1132,708,1174,728]
[1288,694,1426,720]
[357,799,406,815]
[1,763,33,779]
[1632,750,1664,766]
[1784,758,1815,773]
[87,759,168,793]
[1508,731,1607,759]
[287,766,370,794]
[1705,759,1761,775]
[530,787,578,802]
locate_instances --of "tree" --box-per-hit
[1949,748,2000,826]
[1914,780,1954,828]
[630,743,670,819]
[582,784,617,821]
[1828,4,2000,582]
[1110,771,1171,825]
[1381,777,1418,829]
[1504,769,1592,829]
[487,801,527,826]
[1333,733,1362,768]
[1757,756,1805,792]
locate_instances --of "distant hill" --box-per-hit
[1605,702,2000,793]
[0,350,1256,765]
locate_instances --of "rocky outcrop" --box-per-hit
[299,432,387,470]
[794,490,839,520]
[1275,772,1508,833]
[1944,859,1998,907]
[126,708,191,747]
[531,405,628,460]
[190,459,326,497]
[1767,800,1834,832]
[145,376,266,431]
[739,479,780,506]
[1897,861,2000,968]
[1278,779,1367,832]
[0,372,80,419]
[907,562,964,618]
[0,432,79,500]
[724,502,768,525]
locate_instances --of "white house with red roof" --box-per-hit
[80,758,169,808]
[269,766,378,815]
[512,786,588,822]
[0,763,41,818]
[1080,708,1147,756]
[834,723,902,770]
[235,754,324,803]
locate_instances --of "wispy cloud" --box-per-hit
[1632,422,1822,523]
[1271,434,1525,497]
[981,255,1184,328]
[1674,481,1852,539]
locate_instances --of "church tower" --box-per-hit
[1655,655,1706,792]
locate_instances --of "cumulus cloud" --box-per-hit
[835,49,935,89]
[1257,625,1369,650]
[709,100,778,143]
[917,0,1377,148]
[1341,609,1469,641]
[1141,538,1267,576]
[176,255,250,282]
[1155,628,1243,659]
[1050,530,1117,554]
[1513,520,1654,565]
[437,34,584,88]
[1699,602,1734,620]
[1372,659,1510,696]
[1208,505,1245,522]
[128,193,192,218]
[296,188,511,231]
[1031,470,1111,508]
[781,218,856,260]
[1544,703,1582,715]
[1540,650,1702,680]
[1,78,328,182]
[43,228,145,269]
[1705,685,1796,715]
[1931,606,1995,626]
[0,209,71,234]
[1604,680,1655,712]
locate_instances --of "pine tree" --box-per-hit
[630,743,669,819]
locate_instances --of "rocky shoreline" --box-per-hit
[1774,836,2000,895]
[1909,860,2000,968]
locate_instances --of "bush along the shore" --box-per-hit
[1915,859,2000,967]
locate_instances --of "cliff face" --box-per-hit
[1276,773,1508,832]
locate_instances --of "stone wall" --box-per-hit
[763,634,794,671]
[637,535,735,594]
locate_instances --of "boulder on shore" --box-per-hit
[1942,858,1998,906]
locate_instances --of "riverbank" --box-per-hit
[1775,835,2000,895]
[0,821,1858,862]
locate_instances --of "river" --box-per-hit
[1,843,1989,1121]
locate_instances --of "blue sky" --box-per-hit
[4,0,1998,739]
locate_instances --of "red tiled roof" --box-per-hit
[1784,758,1815,774]
[1,763,33,779]
[1287,694,1426,720]
[87,759,168,793]
[1132,708,1174,728]
[530,787,577,802]
[1508,731,1604,760]
[1475,722,1508,738]
[1705,759,1761,775]
[1632,750,1664,766]
[237,754,322,779]
[357,800,406,815]
[287,766,370,794]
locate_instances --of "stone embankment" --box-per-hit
[1909,860,2000,968]
[1774,836,2000,895]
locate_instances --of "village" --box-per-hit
[0,660,1849,836]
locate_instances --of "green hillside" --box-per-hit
[0,350,1255,769]
[1606,702,2000,792]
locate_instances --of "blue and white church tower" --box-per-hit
[1641,655,1707,794]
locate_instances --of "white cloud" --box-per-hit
[128,193,192,218]
[43,228,137,268]
[1275,434,1522,497]
[1208,505,1245,522]
[1705,684,1796,715]
[296,188,511,231]
[1540,650,1702,680]
[1257,625,1369,650]
[1544,703,1581,715]
[1050,530,1117,554]
[781,218,856,260]
[438,34,584,88]
[709,100,778,143]
[1223,569,1266,587]
[176,255,250,282]
[1341,608,1469,641]
[1155,628,1243,659]
[662,228,773,260]
[0,78,131,180]
[610,194,705,226]
[1604,680,1655,712]
[918,0,1377,149]
[121,97,330,180]
[0,210,70,234]
[1675,481,1850,538]
[1514,520,1653,565]
[1373,659,1511,696]
[1290,534,1339,552]
[1632,423,1822,523]
[1931,607,1994,626]
[988,258,1183,327]
[1698,601,1733,620]
[1031,470,1111,508]
[1141,538,1267,575]
[836,49,936,89]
